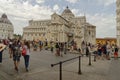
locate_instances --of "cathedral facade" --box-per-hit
[116,0,120,46]
[23,7,96,48]
[0,14,14,39]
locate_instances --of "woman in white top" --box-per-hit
[23,41,30,72]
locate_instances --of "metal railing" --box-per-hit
[81,53,96,65]
[51,52,97,80]
[51,56,82,80]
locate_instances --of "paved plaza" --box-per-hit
[0,48,120,80]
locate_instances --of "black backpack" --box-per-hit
[14,46,21,57]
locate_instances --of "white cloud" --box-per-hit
[71,9,79,15]
[0,8,4,13]
[86,13,116,38]
[0,0,53,35]
[95,0,116,6]
[36,0,45,4]
[65,0,79,3]
[53,4,60,12]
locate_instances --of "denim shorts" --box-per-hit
[13,55,20,61]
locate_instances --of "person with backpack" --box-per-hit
[12,40,21,72]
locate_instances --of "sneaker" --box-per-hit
[26,68,29,72]
[61,54,63,57]
[15,67,18,72]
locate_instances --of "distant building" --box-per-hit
[116,0,120,46]
[96,38,116,45]
[23,6,96,48]
[0,14,14,39]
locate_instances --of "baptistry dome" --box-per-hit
[0,13,12,24]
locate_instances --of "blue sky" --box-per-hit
[0,0,116,38]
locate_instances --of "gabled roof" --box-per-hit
[85,23,96,27]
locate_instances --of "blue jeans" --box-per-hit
[24,55,30,69]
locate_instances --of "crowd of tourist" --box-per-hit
[0,39,119,73]
[81,41,119,60]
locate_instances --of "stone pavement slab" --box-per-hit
[0,49,116,80]
[19,57,111,80]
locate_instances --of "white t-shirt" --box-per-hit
[24,45,30,55]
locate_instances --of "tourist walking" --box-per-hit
[64,42,67,54]
[12,40,21,72]
[22,41,30,72]
[45,40,48,50]
[81,41,86,55]
[39,40,43,51]
[106,43,111,60]
[8,39,13,58]
[93,44,98,59]
[114,45,119,60]
[97,43,102,59]
[33,41,37,51]
[50,42,54,53]
[60,43,64,57]
[86,44,90,57]
[55,43,60,56]
[101,44,107,60]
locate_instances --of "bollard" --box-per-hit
[78,56,82,74]
[94,54,96,62]
[60,62,62,80]
[89,52,91,66]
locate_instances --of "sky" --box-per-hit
[0,0,116,38]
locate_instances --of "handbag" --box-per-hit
[22,48,26,56]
